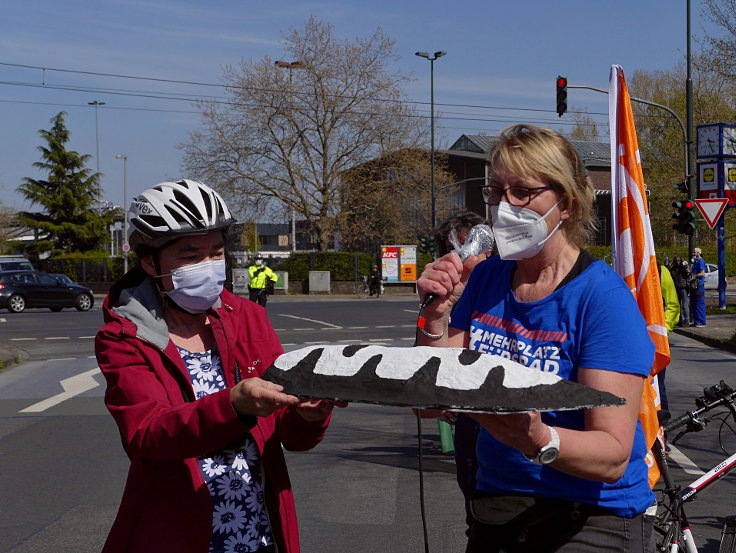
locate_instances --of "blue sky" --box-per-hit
[0,0,720,214]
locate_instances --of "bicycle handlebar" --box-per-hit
[664,380,736,434]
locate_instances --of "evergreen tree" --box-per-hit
[16,112,114,255]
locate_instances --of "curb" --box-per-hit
[672,328,736,356]
[0,341,29,370]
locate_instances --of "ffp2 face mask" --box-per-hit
[490,201,563,260]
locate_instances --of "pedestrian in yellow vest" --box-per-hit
[248,255,277,306]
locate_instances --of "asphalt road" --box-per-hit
[1,297,735,552]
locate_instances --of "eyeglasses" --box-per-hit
[480,184,553,207]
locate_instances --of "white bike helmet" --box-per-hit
[128,179,235,253]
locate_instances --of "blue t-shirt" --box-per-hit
[450,256,656,517]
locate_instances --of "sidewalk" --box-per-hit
[673,311,736,354]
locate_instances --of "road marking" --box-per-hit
[10,337,36,341]
[304,341,328,345]
[19,367,101,413]
[45,336,70,340]
[368,338,390,342]
[48,357,77,361]
[0,317,6,323]
[347,326,368,329]
[78,336,95,339]
[375,325,395,328]
[279,314,342,329]
[337,339,361,343]
[667,444,705,476]
[293,327,315,331]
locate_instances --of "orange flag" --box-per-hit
[609,65,671,488]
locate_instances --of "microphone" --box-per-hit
[419,224,494,310]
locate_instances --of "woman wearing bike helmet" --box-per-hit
[96,179,341,553]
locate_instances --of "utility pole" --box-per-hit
[686,0,696,253]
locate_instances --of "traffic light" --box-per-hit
[556,76,568,117]
[419,236,429,254]
[672,199,696,235]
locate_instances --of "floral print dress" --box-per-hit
[178,345,273,553]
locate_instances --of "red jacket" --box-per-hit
[96,270,329,553]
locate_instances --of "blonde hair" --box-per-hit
[489,124,597,247]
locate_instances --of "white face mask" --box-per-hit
[490,201,563,260]
[255,259,263,266]
[161,259,226,314]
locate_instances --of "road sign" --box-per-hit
[694,198,729,229]
[122,243,130,253]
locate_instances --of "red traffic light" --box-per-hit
[683,199,694,209]
[557,77,567,88]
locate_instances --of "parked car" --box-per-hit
[0,270,94,313]
[704,263,720,290]
[0,255,34,272]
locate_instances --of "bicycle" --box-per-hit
[354,275,384,298]
[652,380,736,553]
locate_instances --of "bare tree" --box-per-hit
[0,201,17,250]
[567,106,602,142]
[182,17,425,251]
[338,149,454,252]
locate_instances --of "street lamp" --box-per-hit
[275,60,306,252]
[88,101,106,174]
[415,51,446,229]
[115,154,129,274]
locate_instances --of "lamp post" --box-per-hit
[115,154,129,274]
[415,51,446,230]
[275,60,306,252]
[88,101,106,174]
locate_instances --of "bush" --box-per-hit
[38,252,128,282]
[273,252,378,281]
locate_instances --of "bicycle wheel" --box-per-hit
[355,281,368,298]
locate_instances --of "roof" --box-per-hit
[448,134,611,167]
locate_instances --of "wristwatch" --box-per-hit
[525,426,560,465]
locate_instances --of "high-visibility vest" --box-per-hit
[248,264,277,289]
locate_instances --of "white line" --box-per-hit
[87,355,97,358]
[78,336,95,339]
[10,337,36,341]
[293,328,315,331]
[48,357,76,361]
[375,325,396,328]
[0,317,6,323]
[348,326,368,329]
[45,337,70,340]
[667,444,705,476]
[279,314,342,329]
[304,341,328,345]
[403,309,418,313]
[20,367,101,413]
[280,343,297,346]
[337,339,361,343]
[368,338,390,342]
[399,337,414,341]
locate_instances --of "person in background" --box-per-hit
[417,125,655,553]
[657,260,680,418]
[668,256,690,327]
[690,247,707,327]
[248,254,278,307]
[429,209,487,534]
[368,264,382,296]
[96,179,342,553]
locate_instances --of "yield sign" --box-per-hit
[695,198,729,229]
